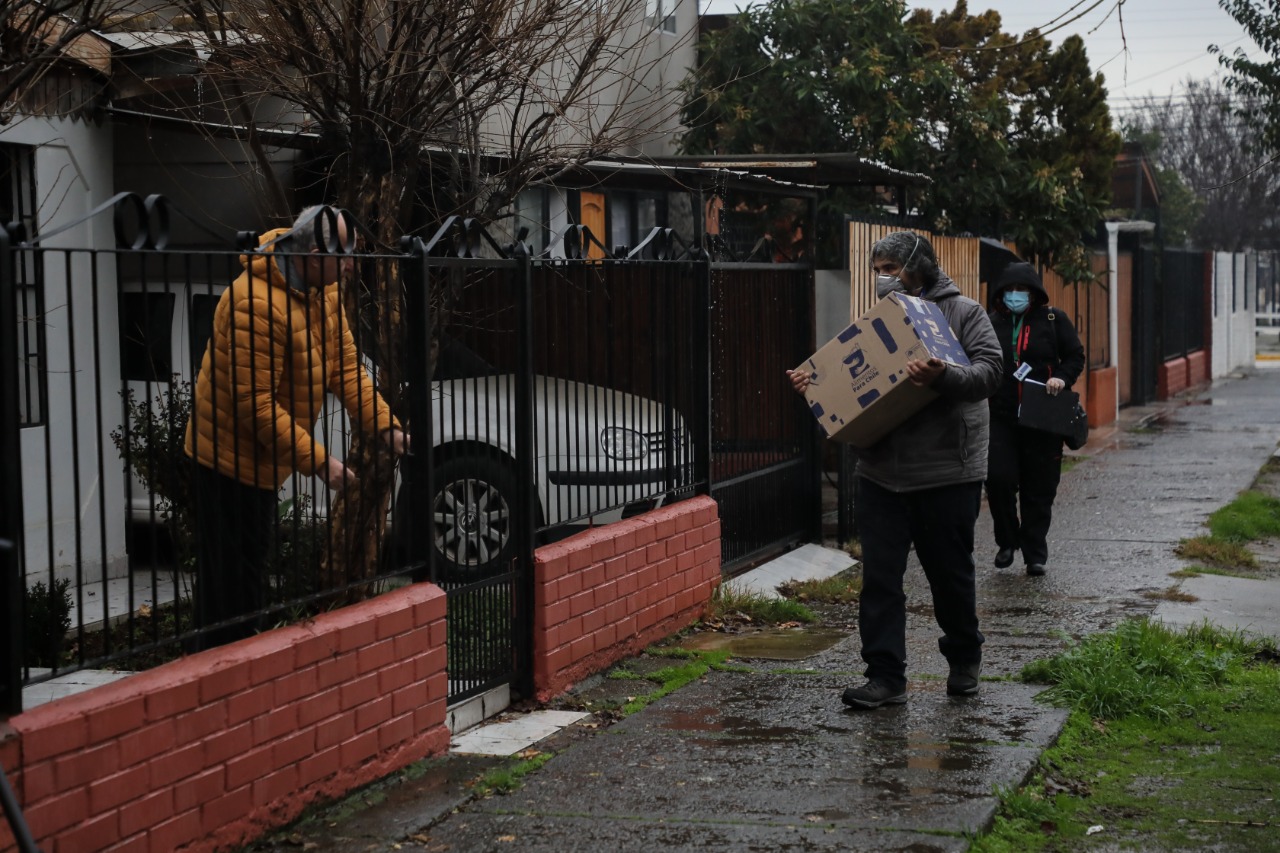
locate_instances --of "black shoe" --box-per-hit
[946,662,982,696]
[1026,563,1046,577]
[842,680,908,709]
[994,547,1015,568]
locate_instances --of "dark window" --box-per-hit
[189,292,220,376]
[119,292,175,382]
[1,142,45,427]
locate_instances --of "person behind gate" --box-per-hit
[787,231,1003,709]
[183,206,409,650]
[985,261,1085,578]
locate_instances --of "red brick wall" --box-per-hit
[0,584,450,853]
[1157,356,1188,400]
[531,496,722,702]
[1187,350,1209,388]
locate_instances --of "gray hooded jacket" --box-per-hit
[854,274,1003,492]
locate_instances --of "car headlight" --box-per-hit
[600,427,649,460]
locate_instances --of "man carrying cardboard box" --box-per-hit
[788,231,1002,709]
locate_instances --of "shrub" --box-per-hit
[25,578,73,668]
[111,379,197,575]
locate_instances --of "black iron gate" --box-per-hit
[1132,245,1159,405]
[400,224,710,704]
[708,262,820,572]
[1162,248,1208,359]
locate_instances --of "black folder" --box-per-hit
[1017,380,1080,437]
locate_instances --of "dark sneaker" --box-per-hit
[994,547,1015,568]
[842,681,907,709]
[1026,563,1046,577]
[947,662,982,696]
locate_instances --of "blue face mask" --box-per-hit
[1003,291,1031,314]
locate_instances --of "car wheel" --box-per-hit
[432,455,519,582]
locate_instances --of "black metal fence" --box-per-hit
[708,262,819,567]
[1160,248,1208,360]
[1,198,720,710]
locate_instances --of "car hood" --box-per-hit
[432,374,680,454]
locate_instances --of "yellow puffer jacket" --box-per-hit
[184,229,399,489]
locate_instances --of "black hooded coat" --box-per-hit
[987,263,1086,424]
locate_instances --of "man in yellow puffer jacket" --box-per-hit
[184,206,409,649]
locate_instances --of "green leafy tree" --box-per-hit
[1215,0,1280,156]
[681,0,1121,279]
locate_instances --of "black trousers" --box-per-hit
[986,417,1064,567]
[854,476,985,692]
[191,462,276,650]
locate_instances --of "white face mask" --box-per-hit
[876,274,906,299]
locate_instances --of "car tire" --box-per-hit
[431,454,520,582]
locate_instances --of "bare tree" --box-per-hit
[157,0,689,591]
[1,0,125,123]
[1122,78,1280,251]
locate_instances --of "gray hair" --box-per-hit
[870,231,941,290]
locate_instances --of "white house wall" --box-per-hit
[0,114,128,587]
[1211,251,1257,377]
[474,0,695,160]
[632,0,697,158]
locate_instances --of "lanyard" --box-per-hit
[1011,315,1027,366]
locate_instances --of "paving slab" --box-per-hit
[1153,573,1280,640]
[450,710,591,756]
[725,543,856,599]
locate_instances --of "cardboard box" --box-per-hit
[795,294,970,447]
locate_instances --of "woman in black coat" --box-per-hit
[986,262,1085,577]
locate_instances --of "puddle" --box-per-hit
[678,627,849,660]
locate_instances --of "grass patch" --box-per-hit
[1176,535,1257,569]
[1060,455,1083,474]
[472,751,555,797]
[1172,565,1260,580]
[777,569,862,605]
[616,648,736,715]
[842,538,863,560]
[1141,586,1198,603]
[1021,619,1257,721]
[708,584,815,625]
[973,620,1280,852]
[1207,489,1280,541]
[1176,489,1280,570]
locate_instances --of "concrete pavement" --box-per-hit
[249,366,1280,853]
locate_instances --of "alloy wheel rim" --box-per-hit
[433,477,511,566]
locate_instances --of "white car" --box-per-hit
[410,372,693,580]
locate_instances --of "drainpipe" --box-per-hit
[1105,220,1157,416]
[1107,222,1121,418]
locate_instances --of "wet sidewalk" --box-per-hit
[258,367,1280,852]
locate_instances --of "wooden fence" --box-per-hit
[845,222,1110,371]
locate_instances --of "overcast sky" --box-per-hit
[698,0,1261,120]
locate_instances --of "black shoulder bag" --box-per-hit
[1047,308,1090,450]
